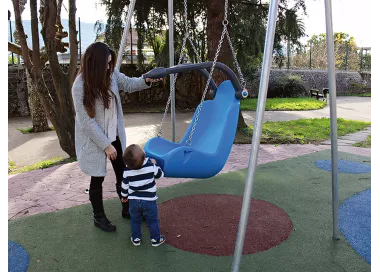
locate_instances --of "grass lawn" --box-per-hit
[360,93,371,97]
[240,97,326,111]
[338,92,371,97]
[17,126,55,134]
[8,157,76,175]
[235,118,370,144]
[122,97,327,113]
[353,135,371,148]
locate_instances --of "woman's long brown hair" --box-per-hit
[78,42,116,118]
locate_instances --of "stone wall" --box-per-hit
[247,69,370,98]
[8,64,166,117]
[8,65,29,117]
[359,71,371,92]
[8,65,371,117]
[118,64,166,107]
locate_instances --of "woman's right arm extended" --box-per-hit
[72,81,113,151]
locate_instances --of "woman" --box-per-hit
[72,42,160,232]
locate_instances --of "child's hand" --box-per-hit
[121,197,128,203]
[150,158,157,164]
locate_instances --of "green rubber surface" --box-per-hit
[8,150,371,272]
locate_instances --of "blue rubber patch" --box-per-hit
[8,241,30,272]
[314,160,371,174]
[339,189,371,264]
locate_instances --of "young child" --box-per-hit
[121,144,166,247]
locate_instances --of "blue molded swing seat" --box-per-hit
[144,80,240,178]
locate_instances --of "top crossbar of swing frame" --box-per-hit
[142,62,248,100]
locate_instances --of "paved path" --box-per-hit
[8,96,371,166]
[8,96,371,220]
[243,96,371,123]
[8,142,370,220]
[321,127,371,146]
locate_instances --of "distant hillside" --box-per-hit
[8,19,98,53]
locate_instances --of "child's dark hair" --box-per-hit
[123,144,145,170]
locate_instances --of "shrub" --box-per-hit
[268,75,307,98]
[348,81,364,93]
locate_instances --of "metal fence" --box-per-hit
[273,41,371,71]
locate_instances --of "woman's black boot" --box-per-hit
[93,212,116,232]
[89,189,116,232]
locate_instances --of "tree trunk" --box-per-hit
[206,0,248,132]
[39,0,77,158]
[13,0,77,158]
[52,79,76,158]
[34,74,76,158]
[26,70,50,132]
[52,113,76,158]
[237,109,248,130]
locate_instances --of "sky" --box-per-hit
[7,0,372,47]
[298,0,371,47]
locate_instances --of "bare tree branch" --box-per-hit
[30,0,41,71]
[19,0,27,14]
[56,0,63,30]
[12,0,33,71]
[8,41,32,56]
[55,0,69,44]
[67,0,78,84]
[40,0,64,81]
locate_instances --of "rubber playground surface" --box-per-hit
[8,150,371,272]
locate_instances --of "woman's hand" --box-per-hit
[145,78,163,83]
[105,144,117,160]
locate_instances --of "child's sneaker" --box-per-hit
[151,235,166,247]
[131,237,141,246]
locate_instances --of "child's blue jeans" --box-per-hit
[129,199,161,241]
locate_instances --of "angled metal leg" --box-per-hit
[231,0,279,271]
[116,0,136,70]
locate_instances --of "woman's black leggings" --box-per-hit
[89,136,125,191]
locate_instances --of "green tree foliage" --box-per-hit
[97,0,307,72]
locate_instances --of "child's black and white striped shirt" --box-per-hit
[121,158,164,201]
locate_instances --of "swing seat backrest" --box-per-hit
[144,80,240,178]
[180,80,239,154]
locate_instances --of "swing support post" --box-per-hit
[168,0,176,142]
[116,0,136,70]
[324,0,340,240]
[231,0,279,270]
[231,0,339,270]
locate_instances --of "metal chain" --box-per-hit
[185,22,228,146]
[159,0,247,144]
[157,33,188,137]
[184,1,249,146]
[184,0,202,63]
[223,0,246,89]
[185,0,239,146]
[226,30,246,89]
[187,38,202,63]
[224,0,229,22]
[157,0,201,137]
